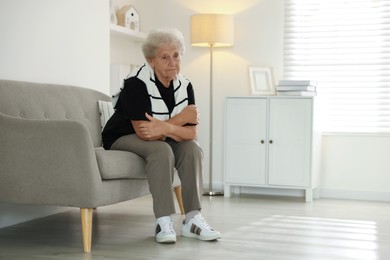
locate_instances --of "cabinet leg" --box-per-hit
[224,185,231,197]
[313,187,320,199]
[305,188,313,202]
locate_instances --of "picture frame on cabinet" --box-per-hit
[248,66,275,95]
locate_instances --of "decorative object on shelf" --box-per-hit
[248,66,275,95]
[109,0,117,25]
[117,5,140,31]
[190,13,234,196]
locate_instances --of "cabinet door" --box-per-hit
[268,98,312,187]
[225,98,267,185]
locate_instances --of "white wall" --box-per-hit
[0,0,109,228]
[320,134,390,201]
[0,0,109,94]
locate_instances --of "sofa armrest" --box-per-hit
[0,112,102,207]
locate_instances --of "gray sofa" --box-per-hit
[0,79,182,252]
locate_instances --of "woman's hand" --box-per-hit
[137,113,170,139]
[177,105,199,125]
[132,112,198,142]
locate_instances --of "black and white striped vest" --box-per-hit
[126,64,190,121]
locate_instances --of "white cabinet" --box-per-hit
[224,97,320,202]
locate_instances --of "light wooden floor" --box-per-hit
[0,194,389,260]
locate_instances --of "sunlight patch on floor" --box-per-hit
[226,215,379,260]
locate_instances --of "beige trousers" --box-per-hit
[111,134,203,218]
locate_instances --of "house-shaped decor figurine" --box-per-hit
[116,5,140,31]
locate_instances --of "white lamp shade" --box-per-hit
[190,14,234,47]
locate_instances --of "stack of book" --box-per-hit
[276,80,317,96]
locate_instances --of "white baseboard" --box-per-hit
[211,182,390,202]
[209,183,307,199]
[319,189,390,202]
[235,186,306,197]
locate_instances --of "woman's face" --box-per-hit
[148,43,181,87]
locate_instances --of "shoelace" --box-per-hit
[160,218,175,233]
[193,214,212,229]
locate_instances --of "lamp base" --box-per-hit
[203,189,224,196]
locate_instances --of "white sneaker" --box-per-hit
[181,213,221,241]
[155,216,176,243]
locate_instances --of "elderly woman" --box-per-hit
[102,28,221,243]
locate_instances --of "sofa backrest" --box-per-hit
[0,79,110,147]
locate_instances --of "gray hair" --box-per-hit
[142,28,185,59]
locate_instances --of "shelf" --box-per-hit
[110,24,146,42]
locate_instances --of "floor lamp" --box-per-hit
[190,14,234,196]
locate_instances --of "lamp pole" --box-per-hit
[190,13,234,196]
[204,43,223,196]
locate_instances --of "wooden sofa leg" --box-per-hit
[80,208,93,253]
[174,186,185,215]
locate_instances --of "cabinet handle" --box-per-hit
[261,140,264,144]
[269,140,273,144]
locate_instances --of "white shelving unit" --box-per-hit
[109,23,146,96]
[110,24,146,42]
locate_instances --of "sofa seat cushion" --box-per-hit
[95,148,146,180]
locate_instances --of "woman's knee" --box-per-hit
[180,140,203,159]
[147,141,174,161]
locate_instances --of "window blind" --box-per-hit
[284,0,390,133]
